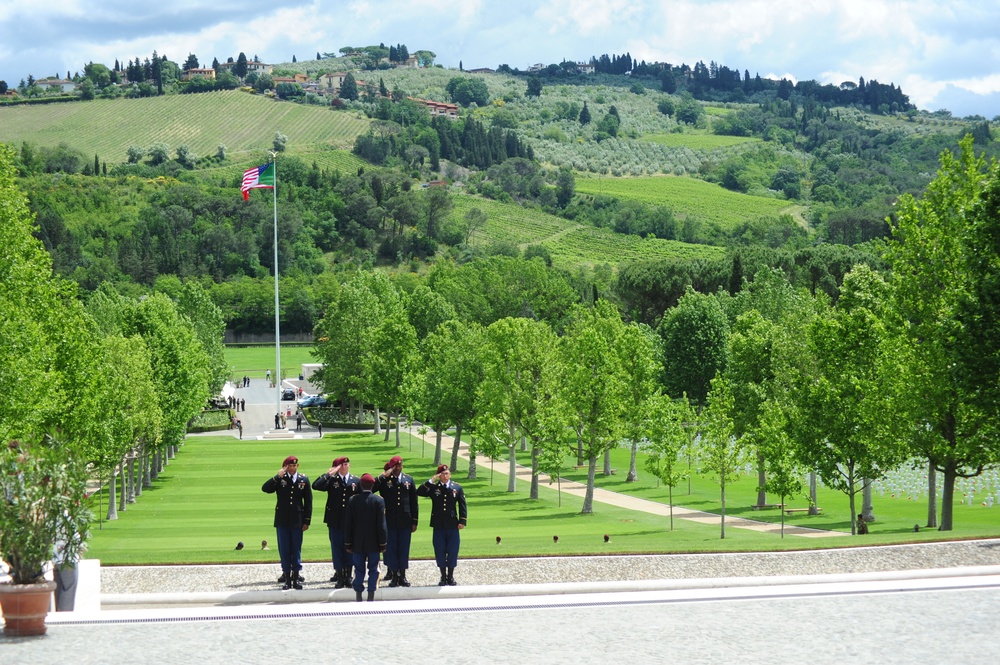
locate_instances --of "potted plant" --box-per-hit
[0,436,91,636]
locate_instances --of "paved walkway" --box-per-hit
[411,425,840,538]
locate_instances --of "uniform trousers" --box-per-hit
[328,525,349,571]
[431,527,460,568]
[385,526,413,570]
[351,551,380,593]
[276,526,303,576]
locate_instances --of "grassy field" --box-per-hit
[84,431,1000,565]
[225,344,318,380]
[0,90,370,165]
[642,132,759,149]
[540,225,725,269]
[451,192,724,268]
[575,174,796,231]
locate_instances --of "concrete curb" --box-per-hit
[99,564,1000,607]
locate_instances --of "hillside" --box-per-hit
[450,193,724,268]
[0,89,371,164]
[574,174,797,232]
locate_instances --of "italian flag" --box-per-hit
[241,163,275,200]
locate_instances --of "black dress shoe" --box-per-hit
[282,581,292,590]
[278,572,287,584]
[356,590,363,602]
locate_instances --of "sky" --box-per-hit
[1,1,998,118]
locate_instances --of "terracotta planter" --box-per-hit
[0,581,56,636]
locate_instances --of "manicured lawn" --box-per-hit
[225,344,318,380]
[85,432,1000,565]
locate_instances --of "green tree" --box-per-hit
[700,377,746,539]
[339,72,358,100]
[642,393,693,530]
[887,136,1000,530]
[421,320,486,470]
[560,301,627,513]
[659,287,728,407]
[477,317,562,497]
[792,266,902,534]
[526,78,542,98]
[234,52,248,80]
[578,101,591,125]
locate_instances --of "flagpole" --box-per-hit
[271,152,282,427]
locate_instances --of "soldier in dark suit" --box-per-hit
[417,464,467,586]
[344,473,387,602]
[311,456,361,588]
[261,455,312,590]
[373,455,419,587]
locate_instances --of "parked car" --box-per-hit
[297,394,328,408]
[281,388,296,401]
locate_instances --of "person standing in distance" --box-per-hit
[344,473,387,602]
[417,464,467,586]
[312,456,360,588]
[373,455,418,587]
[261,455,312,590]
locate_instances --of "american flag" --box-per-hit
[241,163,275,200]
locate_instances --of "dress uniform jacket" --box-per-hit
[262,472,312,528]
[344,491,388,554]
[373,473,419,530]
[417,479,467,530]
[312,472,361,528]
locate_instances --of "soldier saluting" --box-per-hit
[373,455,419,587]
[312,456,361,588]
[417,464,467,586]
[261,455,312,590]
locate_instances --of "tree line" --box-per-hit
[310,139,1000,534]
[0,145,228,523]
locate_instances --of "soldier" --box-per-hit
[373,455,419,587]
[417,464,467,586]
[312,456,361,588]
[344,473,387,602]
[261,455,312,590]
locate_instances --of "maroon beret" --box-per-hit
[332,456,349,466]
[384,455,403,471]
[360,473,375,489]
[283,455,298,466]
[437,464,449,474]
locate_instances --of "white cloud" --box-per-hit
[0,1,998,115]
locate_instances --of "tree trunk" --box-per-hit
[926,461,938,528]
[507,444,517,493]
[520,433,526,452]
[582,454,597,514]
[119,460,128,512]
[848,466,857,535]
[756,451,767,507]
[576,433,583,466]
[167,444,175,460]
[450,421,463,472]
[530,445,539,500]
[394,411,401,448]
[374,405,382,435]
[808,470,819,515]
[626,440,638,482]
[468,448,477,480]
[862,477,875,522]
[603,447,611,476]
[720,479,727,539]
[434,423,443,466]
[107,467,119,521]
[939,462,957,531]
[668,484,674,531]
[126,457,136,504]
